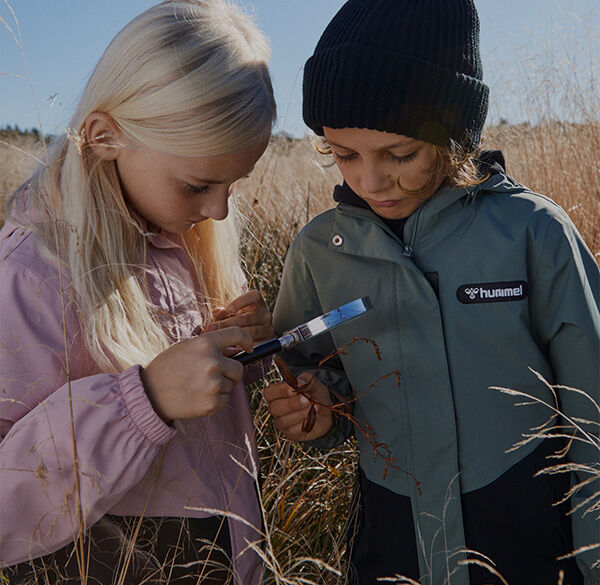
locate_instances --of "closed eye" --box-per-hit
[333,150,419,164]
[332,151,357,163]
[386,150,419,164]
[184,183,210,195]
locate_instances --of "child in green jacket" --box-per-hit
[264,1,600,584]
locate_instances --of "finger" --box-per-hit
[203,327,253,354]
[296,372,317,388]
[274,408,313,432]
[219,356,244,384]
[283,408,332,438]
[296,373,332,401]
[222,346,240,358]
[268,394,311,417]
[281,421,313,440]
[211,306,227,321]
[206,312,258,331]
[263,382,297,402]
[245,324,274,344]
[217,290,264,319]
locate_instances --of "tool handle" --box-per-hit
[233,338,282,365]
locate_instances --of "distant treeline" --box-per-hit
[0,125,47,139]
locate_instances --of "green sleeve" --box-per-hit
[532,208,600,582]
[273,238,354,449]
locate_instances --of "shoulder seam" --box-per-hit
[1,252,63,296]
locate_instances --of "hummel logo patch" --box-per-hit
[457,281,528,304]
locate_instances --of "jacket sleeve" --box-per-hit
[0,261,176,567]
[273,238,354,449]
[531,208,600,583]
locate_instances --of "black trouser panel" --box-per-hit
[349,440,583,585]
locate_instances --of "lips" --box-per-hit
[364,198,398,208]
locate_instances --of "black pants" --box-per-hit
[348,440,584,585]
[6,515,232,585]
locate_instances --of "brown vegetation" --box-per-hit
[2,119,598,583]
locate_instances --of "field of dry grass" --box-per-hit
[3,121,598,258]
[1,0,599,576]
[1,120,598,583]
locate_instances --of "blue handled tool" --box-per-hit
[233,296,372,365]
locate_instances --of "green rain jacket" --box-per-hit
[273,173,600,584]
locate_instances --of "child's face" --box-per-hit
[323,127,445,219]
[115,137,269,234]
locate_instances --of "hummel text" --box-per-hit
[457,281,528,304]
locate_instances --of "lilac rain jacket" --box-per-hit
[0,219,264,584]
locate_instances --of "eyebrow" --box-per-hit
[328,139,417,150]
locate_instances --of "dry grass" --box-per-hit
[483,121,600,259]
[1,7,599,580]
[0,130,43,218]
[1,118,599,583]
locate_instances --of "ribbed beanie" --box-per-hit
[303,0,489,150]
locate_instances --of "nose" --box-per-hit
[361,161,390,195]
[201,185,230,221]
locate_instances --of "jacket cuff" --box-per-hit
[303,368,354,450]
[117,365,176,446]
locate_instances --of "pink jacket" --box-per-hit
[0,219,264,584]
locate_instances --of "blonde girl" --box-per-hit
[0,1,275,583]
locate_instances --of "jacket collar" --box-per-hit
[330,171,521,265]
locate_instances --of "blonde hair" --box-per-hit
[7,0,276,372]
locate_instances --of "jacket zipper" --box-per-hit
[403,203,426,258]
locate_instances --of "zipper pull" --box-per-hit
[402,243,413,257]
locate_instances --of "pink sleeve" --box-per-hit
[0,259,176,566]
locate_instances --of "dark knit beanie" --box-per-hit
[303,0,489,150]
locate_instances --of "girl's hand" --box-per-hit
[205,289,273,344]
[263,373,334,441]
[141,327,254,423]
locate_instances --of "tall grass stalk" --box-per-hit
[1,2,599,583]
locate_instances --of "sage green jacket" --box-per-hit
[273,173,600,584]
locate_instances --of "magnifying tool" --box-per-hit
[233,296,372,365]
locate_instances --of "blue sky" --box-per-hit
[1,0,598,137]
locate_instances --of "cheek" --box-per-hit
[334,163,360,189]
[397,166,427,190]
[398,153,440,191]
[117,153,151,204]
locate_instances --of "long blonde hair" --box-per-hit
[7,0,276,372]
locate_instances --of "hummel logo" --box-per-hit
[464,287,479,300]
[457,281,528,304]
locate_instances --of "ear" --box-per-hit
[83,113,125,161]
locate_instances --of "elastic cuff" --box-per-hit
[117,365,176,446]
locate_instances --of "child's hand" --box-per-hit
[263,373,334,441]
[141,327,254,423]
[205,289,273,344]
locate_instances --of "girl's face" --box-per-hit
[323,127,445,220]
[115,137,269,234]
